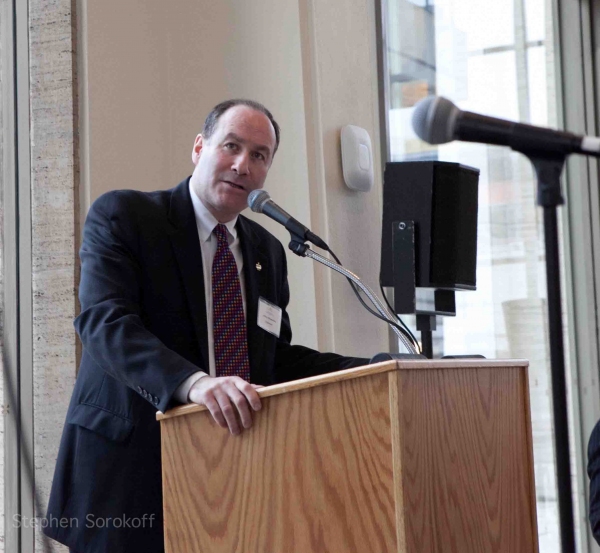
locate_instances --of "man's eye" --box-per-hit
[225,143,238,150]
[252,152,265,161]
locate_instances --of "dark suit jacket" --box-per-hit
[44,178,367,553]
[589,419,600,544]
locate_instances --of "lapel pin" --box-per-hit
[256,262,262,271]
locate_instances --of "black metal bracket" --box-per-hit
[416,313,436,359]
[530,154,566,208]
[392,220,460,358]
[288,233,310,257]
[392,221,416,314]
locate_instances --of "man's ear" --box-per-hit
[191,134,204,165]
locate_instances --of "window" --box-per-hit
[380,0,579,549]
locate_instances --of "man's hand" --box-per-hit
[188,376,262,435]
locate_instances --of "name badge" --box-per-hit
[257,297,282,338]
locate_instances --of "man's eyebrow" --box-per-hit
[224,133,272,155]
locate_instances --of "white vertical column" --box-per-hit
[29,0,79,551]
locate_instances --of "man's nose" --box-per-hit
[232,152,250,175]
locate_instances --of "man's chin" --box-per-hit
[211,199,249,222]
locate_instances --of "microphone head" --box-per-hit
[247,189,270,213]
[412,96,461,145]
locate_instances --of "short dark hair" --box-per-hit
[202,99,281,155]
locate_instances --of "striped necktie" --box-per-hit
[212,223,251,381]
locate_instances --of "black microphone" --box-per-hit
[412,95,600,158]
[247,190,329,250]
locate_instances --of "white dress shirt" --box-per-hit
[173,182,247,403]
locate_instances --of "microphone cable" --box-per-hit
[377,278,422,354]
[323,246,421,353]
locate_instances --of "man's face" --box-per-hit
[190,105,277,222]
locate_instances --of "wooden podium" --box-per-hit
[157,359,538,552]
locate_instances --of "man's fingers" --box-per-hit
[228,388,254,429]
[203,394,228,429]
[213,390,241,435]
[235,380,262,412]
[188,376,262,434]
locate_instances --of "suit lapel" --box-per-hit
[167,179,210,372]
[238,216,269,380]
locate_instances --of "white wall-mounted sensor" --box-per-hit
[340,125,374,192]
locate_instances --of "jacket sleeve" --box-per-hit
[74,192,201,412]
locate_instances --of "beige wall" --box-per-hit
[299,0,387,355]
[81,0,387,356]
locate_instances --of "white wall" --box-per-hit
[81,0,387,356]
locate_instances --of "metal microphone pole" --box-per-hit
[528,154,576,553]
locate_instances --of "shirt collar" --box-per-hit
[189,181,238,243]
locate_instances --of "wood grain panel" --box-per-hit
[397,367,537,553]
[161,372,398,553]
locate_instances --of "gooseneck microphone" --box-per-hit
[412,95,600,158]
[247,190,329,250]
[248,191,419,353]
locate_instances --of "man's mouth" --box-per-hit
[224,180,245,191]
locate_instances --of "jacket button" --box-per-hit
[143,390,148,398]
[154,396,159,405]
[137,386,142,393]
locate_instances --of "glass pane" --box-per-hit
[381,0,577,550]
[447,0,515,51]
[525,0,546,42]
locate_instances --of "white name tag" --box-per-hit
[257,297,282,338]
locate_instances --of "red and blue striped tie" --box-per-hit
[212,223,251,381]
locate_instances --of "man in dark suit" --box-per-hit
[588,419,600,544]
[44,99,367,553]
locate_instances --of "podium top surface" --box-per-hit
[156,358,528,421]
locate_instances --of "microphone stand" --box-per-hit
[527,153,575,553]
[287,238,419,355]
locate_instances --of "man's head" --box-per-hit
[190,99,280,223]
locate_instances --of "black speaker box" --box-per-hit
[380,161,479,290]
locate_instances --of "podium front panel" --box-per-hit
[159,359,537,553]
